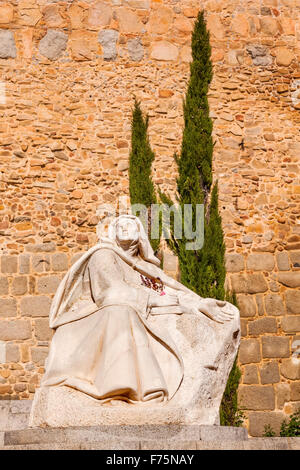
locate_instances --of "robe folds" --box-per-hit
[42,245,184,404]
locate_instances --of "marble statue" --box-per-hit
[30,214,240,427]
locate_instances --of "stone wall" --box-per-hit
[0,0,299,437]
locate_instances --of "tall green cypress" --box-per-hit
[129,98,160,252]
[160,11,242,425]
[160,11,223,299]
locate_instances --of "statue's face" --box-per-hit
[115,218,139,244]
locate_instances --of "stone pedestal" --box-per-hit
[4,424,248,448]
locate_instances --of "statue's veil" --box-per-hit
[103,214,161,267]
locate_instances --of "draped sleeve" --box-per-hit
[87,248,150,318]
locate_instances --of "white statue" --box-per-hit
[30,215,240,427]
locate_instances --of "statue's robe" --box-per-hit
[42,245,184,404]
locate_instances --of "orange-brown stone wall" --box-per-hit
[0,0,299,437]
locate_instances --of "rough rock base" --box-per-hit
[29,386,228,427]
[30,309,240,428]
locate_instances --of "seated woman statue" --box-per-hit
[42,214,236,406]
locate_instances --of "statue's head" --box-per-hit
[115,217,140,245]
[104,215,160,267]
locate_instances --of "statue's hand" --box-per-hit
[195,298,237,324]
[178,292,237,323]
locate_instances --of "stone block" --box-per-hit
[0,298,17,318]
[11,276,28,296]
[42,4,64,28]
[238,385,275,410]
[0,277,8,295]
[290,382,300,401]
[7,425,200,445]
[260,362,280,384]
[0,3,14,24]
[231,273,268,294]
[51,253,68,272]
[117,7,144,33]
[240,319,247,337]
[69,31,97,61]
[239,338,261,364]
[262,336,290,358]
[148,6,173,34]
[19,255,30,274]
[264,294,285,316]
[87,2,112,29]
[34,319,53,341]
[281,316,300,333]
[246,44,272,66]
[280,16,295,35]
[32,254,50,273]
[236,295,256,317]
[14,384,27,393]
[260,17,278,35]
[0,320,31,341]
[248,411,286,437]
[31,348,48,366]
[247,253,275,271]
[181,45,192,63]
[0,30,16,59]
[290,251,300,268]
[5,344,20,363]
[20,296,51,317]
[19,31,33,58]
[285,290,300,314]
[0,384,12,395]
[207,14,224,40]
[278,273,300,288]
[37,276,60,294]
[38,30,68,61]
[280,359,300,380]
[276,252,290,271]
[25,243,55,253]
[275,47,294,66]
[243,364,259,384]
[231,13,249,36]
[127,38,144,62]
[284,401,300,415]
[98,30,119,61]
[151,41,179,61]
[174,17,193,34]
[1,255,17,274]
[256,294,265,316]
[276,384,290,409]
[68,4,85,29]
[248,317,277,336]
[225,254,244,273]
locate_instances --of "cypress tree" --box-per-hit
[129,98,160,252]
[160,11,221,298]
[160,11,242,425]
